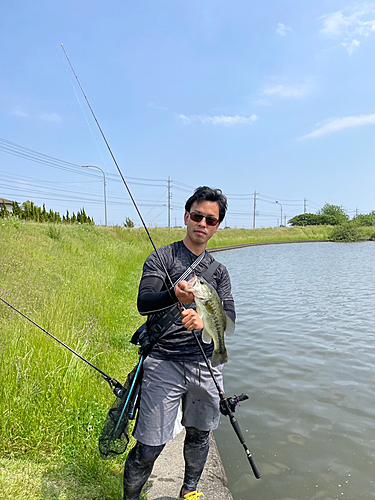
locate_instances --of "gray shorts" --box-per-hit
[133,357,223,446]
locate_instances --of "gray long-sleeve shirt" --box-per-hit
[137,240,235,361]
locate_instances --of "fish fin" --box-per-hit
[225,315,236,336]
[196,305,203,318]
[211,348,228,367]
[202,328,212,344]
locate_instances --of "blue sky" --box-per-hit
[1,1,375,228]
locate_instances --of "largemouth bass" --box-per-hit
[185,275,235,367]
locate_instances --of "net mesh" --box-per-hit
[99,363,141,459]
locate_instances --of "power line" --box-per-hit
[0,137,166,185]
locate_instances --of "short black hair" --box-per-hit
[185,186,227,223]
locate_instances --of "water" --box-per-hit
[214,242,375,500]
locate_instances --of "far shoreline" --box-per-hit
[208,238,332,252]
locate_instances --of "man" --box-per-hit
[123,186,235,500]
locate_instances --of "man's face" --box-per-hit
[184,200,220,246]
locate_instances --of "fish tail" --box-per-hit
[211,348,228,367]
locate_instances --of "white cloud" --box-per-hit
[40,113,62,123]
[202,115,258,125]
[263,83,312,99]
[320,5,375,54]
[300,112,375,139]
[178,114,193,124]
[253,98,272,106]
[320,10,354,37]
[11,107,30,118]
[342,38,361,55]
[178,114,258,126]
[11,107,62,123]
[147,102,168,110]
[276,23,292,36]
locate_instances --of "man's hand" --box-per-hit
[174,280,194,304]
[181,308,204,331]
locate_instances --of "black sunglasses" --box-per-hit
[189,212,219,226]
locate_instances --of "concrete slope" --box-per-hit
[147,430,233,500]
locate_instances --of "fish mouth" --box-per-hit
[185,275,203,296]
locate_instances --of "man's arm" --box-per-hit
[137,276,177,315]
[138,275,204,332]
[137,277,197,315]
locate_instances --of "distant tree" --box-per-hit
[22,200,33,220]
[124,217,135,228]
[12,201,22,217]
[34,204,41,222]
[289,213,340,226]
[317,204,349,224]
[0,201,9,218]
[351,213,375,226]
[41,203,47,222]
[77,207,88,224]
[2,200,92,224]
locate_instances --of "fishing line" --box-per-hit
[60,44,176,290]
[143,188,168,221]
[60,43,261,478]
[0,296,122,394]
[61,53,109,171]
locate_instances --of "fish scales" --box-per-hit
[185,275,235,367]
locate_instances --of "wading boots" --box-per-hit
[179,488,204,499]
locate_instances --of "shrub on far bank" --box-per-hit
[330,223,364,242]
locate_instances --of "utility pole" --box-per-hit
[82,165,107,226]
[253,191,257,229]
[275,200,283,227]
[304,198,307,214]
[167,177,171,228]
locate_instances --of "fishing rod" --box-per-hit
[61,44,261,479]
[191,327,261,478]
[60,43,174,290]
[0,296,123,396]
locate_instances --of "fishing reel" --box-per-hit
[220,393,249,416]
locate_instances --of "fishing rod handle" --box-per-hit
[246,449,262,479]
[229,413,261,479]
[128,383,140,420]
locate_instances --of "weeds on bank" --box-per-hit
[0,223,149,498]
[208,225,332,247]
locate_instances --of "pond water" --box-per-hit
[214,242,375,500]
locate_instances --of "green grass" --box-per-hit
[207,225,333,247]
[0,223,152,499]
[0,221,371,499]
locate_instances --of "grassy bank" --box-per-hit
[0,221,372,499]
[1,223,156,500]
[207,225,333,247]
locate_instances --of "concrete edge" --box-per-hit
[208,239,331,252]
[147,429,233,500]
